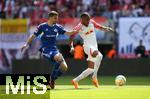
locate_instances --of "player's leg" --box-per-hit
[73,60,94,82]
[92,51,103,79]
[91,51,103,87]
[72,46,96,88]
[49,61,59,89]
[50,53,68,89]
[73,60,95,82]
[72,60,94,88]
[51,54,68,81]
[53,53,68,72]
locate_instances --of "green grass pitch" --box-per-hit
[0,76,150,99]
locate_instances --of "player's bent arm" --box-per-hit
[69,37,75,55]
[21,34,36,52]
[25,34,36,45]
[67,23,80,54]
[69,37,74,48]
[66,30,77,53]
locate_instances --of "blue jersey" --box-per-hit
[34,22,66,60]
[34,22,66,50]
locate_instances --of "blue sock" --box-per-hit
[51,62,63,81]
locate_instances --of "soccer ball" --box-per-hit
[115,75,126,86]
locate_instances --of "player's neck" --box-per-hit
[83,24,88,27]
[82,22,89,27]
[47,20,55,26]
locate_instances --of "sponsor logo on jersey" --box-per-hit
[46,35,56,37]
[46,28,49,31]
[54,29,58,32]
[85,29,94,35]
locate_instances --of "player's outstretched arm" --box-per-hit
[21,34,36,53]
[65,30,79,36]
[91,19,114,33]
[99,25,114,33]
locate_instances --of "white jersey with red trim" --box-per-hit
[74,20,99,48]
[72,19,104,61]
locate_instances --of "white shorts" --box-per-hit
[83,45,99,62]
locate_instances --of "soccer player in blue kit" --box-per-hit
[21,11,78,89]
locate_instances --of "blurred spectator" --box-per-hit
[0,49,10,69]
[0,0,150,60]
[4,0,15,18]
[134,40,146,58]
[143,4,150,16]
[0,49,3,69]
[73,41,85,60]
[131,4,143,17]
[0,0,149,21]
[107,45,117,58]
[0,0,6,18]
[82,0,92,11]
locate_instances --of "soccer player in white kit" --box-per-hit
[70,12,114,89]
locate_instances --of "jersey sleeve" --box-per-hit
[90,19,103,29]
[57,24,66,35]
[34,25,42,37]
[70,23,81,38]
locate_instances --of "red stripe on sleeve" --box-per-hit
[70,23,81,38]
[90,19,103,29]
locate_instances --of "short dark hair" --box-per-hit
[80,12,90,18]
[48,11,58,18]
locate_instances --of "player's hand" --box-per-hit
[106,27,114,33]
[70,47,75,55]
[73,28,80,34]
[72,30,78,34]
[21,44,29,54]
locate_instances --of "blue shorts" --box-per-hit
[41,47,59,61]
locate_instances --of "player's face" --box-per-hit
[51,15,58,24]
[81,17,90,26]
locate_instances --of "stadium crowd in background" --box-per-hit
[0,0,150,22]
[0,0,150,70]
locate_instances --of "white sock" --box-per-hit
[74,68,94,82]
[92,52,103,79]
[92,60,101,79]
